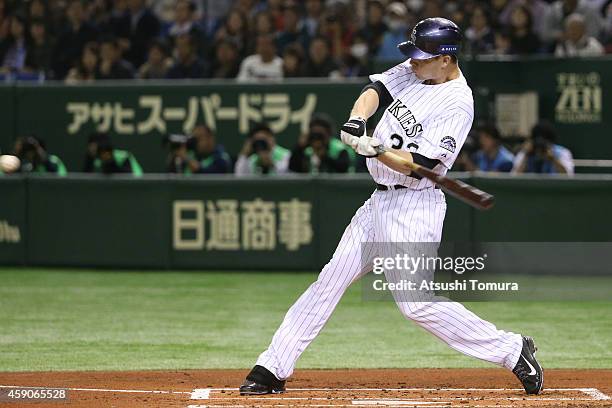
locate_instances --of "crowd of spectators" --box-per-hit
[0,0,611,81]
[2,115,574,177]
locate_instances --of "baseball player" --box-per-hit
[240,18,543,396]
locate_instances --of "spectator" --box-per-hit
[98,0,129,47]
[604,0,612,52]
[166,33,206,79]
[138,39,172,79]
[465,5,496,56]
[168,0,202,40]
[167,0,206,56]
[210,39,240,78]
[376,2,409,60]
[164,133,192,174]
[27,0,48,22]
[198,1,232,38]
[24,18,53,75]
[275,5,309,54]
[214,8,248,57]
[491,0,511,25]
[233,0,261,18]
[452,130,479,172]
[555,13,605,56]
[235,122,290,175]
[93,139,143,176]
[190,124,232,173]
[498,0,551,40]
[339,35,369,77]
[153,0,204,25]
[542,0,603,49]
[166,124,232,174]
[472,123,514,172]
[317,7,354,60]
[303,0,323,38]
[357,0,387,57]
[247,10,275,54]
[52,0,98,79]
[0,14,29,75]
[289,113,355,174]
[237,34,283,81]
[303,36,339,78]
[121,0,161,68]
[493,28,513,55]
[282,44,305,78]
[265,0,284,31]
[83,131,109,172]
[421,0,444,19]
[508,5,541,54]
[14,136,67,176]
[512,122,574,175]
[0,1,8,42]
[97,36,135,79]
[65,41,98,84]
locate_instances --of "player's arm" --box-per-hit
[375,148,441,176]
[376,148,414,175]
[350,88,380,119]
[340,81,393,154]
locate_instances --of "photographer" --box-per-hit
[472,123,514,172]
[93,139,143,176]
[14,136,67,176]
[512,122,574,175]
[83,132,109,172]
[235,123,290,175]
[289,114,355,174]
[165,133,192,174]
[165,125,232,174]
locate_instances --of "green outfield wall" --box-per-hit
[1,174,610,270]
[0,57,610,172]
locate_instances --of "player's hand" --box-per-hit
[355,135,383,157]
[340,116,366,149]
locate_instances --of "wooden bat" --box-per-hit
[376,146,495,211]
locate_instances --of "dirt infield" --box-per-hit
[0,369,609,407]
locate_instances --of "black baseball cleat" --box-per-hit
[512,336,544,395]
[239,365,286,395]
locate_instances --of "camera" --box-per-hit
[163,134,195,156]
[308,131,326,145]
[252,138,269,153]
[21,137,39,153]
[532,135,549,154]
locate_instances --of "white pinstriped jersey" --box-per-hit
[367,59,474,188]
[253,61,525,384]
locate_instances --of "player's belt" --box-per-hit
[376,184,407,191]
[376,183,440,191]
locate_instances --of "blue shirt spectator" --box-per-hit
[473,124,514,172]
[475,146,514,172]
[376,2,409,60]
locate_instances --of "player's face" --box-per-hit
[409,57,444,81]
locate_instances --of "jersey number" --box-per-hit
[390,134,419,151]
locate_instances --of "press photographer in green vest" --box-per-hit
[165,125,232,174]
[289,113,355,174]
[14,136,67,176]
[235,123,290,175]
[93,139,143,176]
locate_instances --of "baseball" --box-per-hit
[0,155,21,173]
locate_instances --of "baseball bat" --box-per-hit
[376,146,495,211]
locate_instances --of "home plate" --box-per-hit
[352,401,448,406]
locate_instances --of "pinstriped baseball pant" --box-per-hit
[256,188,523,380]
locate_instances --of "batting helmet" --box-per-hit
[398,17,461,59]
